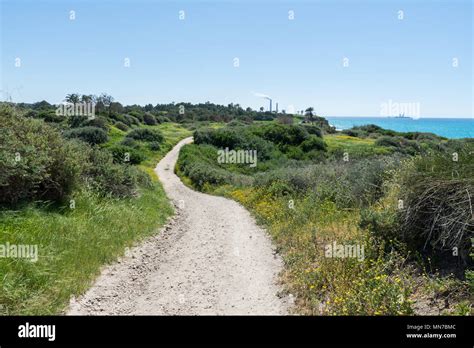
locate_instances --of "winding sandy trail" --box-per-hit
[68,137,289,315]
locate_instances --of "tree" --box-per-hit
[259,107,264,112]
[110,102,124,115]
[81,94,93,103]
[99,93,114,117]
[305,107,315,123]
[65,93,80,106]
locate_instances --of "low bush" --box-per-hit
[254,124,310,146]
[177,144,251,189]
[115,121,129,131]
[194,127,276,161]
[37,110,64,123]
[143,113,157,125]
[119,137,139,148]
[302,125,323,138]
[110,113,129,125]
[64,126,108,145]
[68,115,89,128]
[84,147,151,197]
[127,110,144,122]
[0,107,88,205]
[85,116,108,130]
[108,145,146,165]
[126,128,164,143]
[156,116,171,123]
[148,142,161,151]
[397,153,474,265]
[301,136,327,152]
[124,115,140,126]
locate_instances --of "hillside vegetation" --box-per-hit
[1,95,472,315]
[177,122,474,315]
[0,98,192,314]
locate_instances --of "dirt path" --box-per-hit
[68,137,290,315]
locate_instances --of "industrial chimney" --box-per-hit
[269,99,272,113]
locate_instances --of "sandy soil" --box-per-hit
[67,137,290,315]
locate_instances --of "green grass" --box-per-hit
[0,185,172,315]
[0,122,191,315]
[107,125,126,145]
[105,122,192,179]
[324,134,392,157]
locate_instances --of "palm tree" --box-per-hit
[81,94,93,103]
[65,93,80,106]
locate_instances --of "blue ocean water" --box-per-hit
[324,117,474,139]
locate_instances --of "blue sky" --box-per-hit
[1,0,472,117]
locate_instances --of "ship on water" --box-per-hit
[393,113,412,119]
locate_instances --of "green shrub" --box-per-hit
[177,144,251,189]
[193,128,214,145]
[148,142,161,151]
[115,121,129,131]
[343,129,363,138]
[284,145,305,160]
[143,113,157,125]
[68,115,89,128]
[108,145,146,164]
[359,208,400,246]
[301,136,327,152]
[111,113,129,125]
[124,114,140,126]
[119,137,139,148]
[84,147,150,197]
[38,110,64,123]
[25,109,39,119]
[126,128,164,142]
[0,108,87,205]
[156,116,170,123]
[85,116,108,130]
[127,110,144,122]
[373,136,418,155]
[186,162,231,188]
[375,136,402,148]
[302,125,323,138]
[252,156,399,208]
[64,126,108,145]
[255,124,310,146]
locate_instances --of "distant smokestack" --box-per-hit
[255,93,273,112]
[276,103,278,113]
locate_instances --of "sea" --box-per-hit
[324,117,474,139]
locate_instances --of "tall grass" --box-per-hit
[0,185,172,314]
